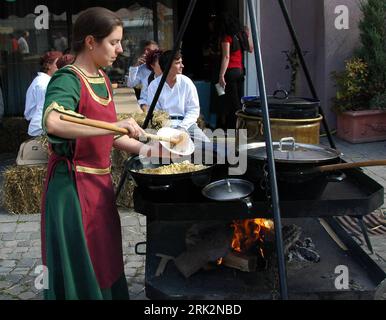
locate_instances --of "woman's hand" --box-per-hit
[219,75,226,88]
[115,117,145,139]
[135,54,146,66]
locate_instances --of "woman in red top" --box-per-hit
[216,13,253,129]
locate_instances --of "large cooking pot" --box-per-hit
[242,137,343,199]
[241,90,320,119]
[126,153,217,193]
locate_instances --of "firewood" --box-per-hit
[282,224,302,254]
[174,225,233,278]
[222,251,257,272]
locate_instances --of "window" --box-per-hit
[0,1,176,115]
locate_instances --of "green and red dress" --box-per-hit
[41,65,129,300]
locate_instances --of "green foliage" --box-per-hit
[332,0,386,111]
[357,0,386,96]
[332,58,369,112]
[370,92,386,110]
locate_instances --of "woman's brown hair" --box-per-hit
[72,7,123,54]
[40,51,63,73]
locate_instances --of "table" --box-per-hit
[113,87,142,114]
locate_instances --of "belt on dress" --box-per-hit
[169,116,184,120]
[75,165,111,175]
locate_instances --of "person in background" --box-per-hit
[56,53,75,69]
[24,51,63,137]
[9,34,19,53]
[138,49,163,113]
[147,50,209,143]
[41,7,151,300]
[54,32,68,53]
[18,31,30,54]
[125,40,158,99]
[215,12,253,129]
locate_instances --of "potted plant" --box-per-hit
[332,0,386,143]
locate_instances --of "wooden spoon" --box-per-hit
[59,114,184,145]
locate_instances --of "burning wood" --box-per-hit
[221,251,257,272]
[173,219,320,279]
[174,223,233,278]
[231,218,274,255]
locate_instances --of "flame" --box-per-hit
[230,219,273,254]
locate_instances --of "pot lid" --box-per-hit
[241,90,320,108]
[246,137,341,163]
[202,179,254,201]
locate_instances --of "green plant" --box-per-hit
[332,0,386,112]
[357,0,386,97]
[331,57,369,112]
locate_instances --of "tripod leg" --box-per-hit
[115,162,129,198]
[357,216,374,254]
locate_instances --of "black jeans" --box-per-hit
[218,68,244,129]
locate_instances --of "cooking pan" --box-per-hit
[242,137,386,198]
[126,152,217,193]
[202,178,254,212]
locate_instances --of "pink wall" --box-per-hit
[259,0,362,130]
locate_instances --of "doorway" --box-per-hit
[177,0,241,81]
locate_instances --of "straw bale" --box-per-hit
[116,110,169,130]
[111,163,136,208]
[2,165,47,214]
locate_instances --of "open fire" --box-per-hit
[172,218,320,278]
[216,219,275,272]
[231,218,274,255]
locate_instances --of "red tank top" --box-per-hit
[223,35,243,69]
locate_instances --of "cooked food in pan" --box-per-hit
[138,160,207,175]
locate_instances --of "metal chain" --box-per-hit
[260,162,272,208]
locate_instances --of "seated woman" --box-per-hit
[146,50,209,143]
[24,51,62,137]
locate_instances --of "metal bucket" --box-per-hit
[236,110,323,144]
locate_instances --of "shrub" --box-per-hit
[331,58,369,112]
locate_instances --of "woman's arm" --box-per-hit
[244,25,254,53]
[219,41,230,88]
[45,110,145,140]
[113,135,146,154]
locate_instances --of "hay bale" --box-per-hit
[2,165,47,214]
[111,164,136,208]
[117,110,169,130]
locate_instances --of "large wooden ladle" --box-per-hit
[59,114,186,145]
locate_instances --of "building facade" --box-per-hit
[0,0,361,129]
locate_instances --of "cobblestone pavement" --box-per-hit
[0,137,386,300]
[0,209,146,300]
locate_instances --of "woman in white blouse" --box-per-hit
[24,51,63,136]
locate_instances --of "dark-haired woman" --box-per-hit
[138,49,163,112]
[216,13,253,129]
[41,7,147,300]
